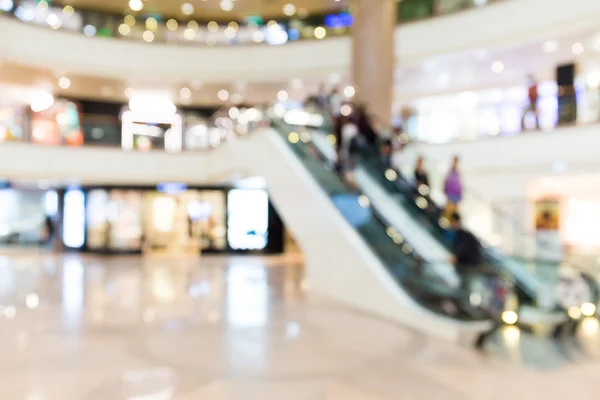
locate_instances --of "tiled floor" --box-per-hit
[0,253,599,399]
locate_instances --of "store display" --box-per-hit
[227,189,269,250]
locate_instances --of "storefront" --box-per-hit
[63,183,284,255]
[30,99,84,146]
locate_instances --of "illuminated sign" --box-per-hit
[324,13,354,29]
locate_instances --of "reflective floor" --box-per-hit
[1,253,600,399]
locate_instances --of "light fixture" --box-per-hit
[277,90,288,101]
[282,3,297,16]
[501,310,518,325]
[180,87,192,99]
[340,104,352,116]
[184,28,196,40]
[252,31,264,43]
[58,76,71,89]
[220,0,233,11]
[118,23,131,35]
[572,42,584,55]
[228,21,239,31]
[181,2,194,15]
[30,92,55,112]
[267,20,278,28]
[63,5,74,16]
[0,0,14,12]
[581,302,597,317]
[125,87,135,98]
[542,40,558,53]
[26,293,40,310]
[188,20,199,30]
[344,85,355,98]
[224,27,236,39]
[314,26,326,39]
[491,61,504,73]
[83,24,96,36]
[37,0,48,9]
[124,15,136,26]
[146,17,158,31]
[143,30,155,42]
[167,19,178,31]
[208,21,218,32]
[46,13,61,29]
[129,0,143,12]
[218,89,230,101]
[288,131,300,143]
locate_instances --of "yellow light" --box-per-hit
[267,20,278,28]
[118,23,131,35]
[314,26,326,39]
[166,19,178,31]
[327,134,336,145]
[581,302,597,317]
[146,17,158,31]
[297,7,309,18]
[501,310,518,325]
[282,3,297,16]
[124,15,136,26]
[129,0,143,12]
[568,306,582,320]
[288,131,300,143]
[228,21,239,31]
[358,195,370,208]
[184,28,196,40]
[224,26,236,39]
[63,5,74,16]
[385,169,398,181]
[207,21,219,32]
[187,20,199,31]
[142,30,155,42]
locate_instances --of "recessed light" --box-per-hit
[282,3,297,16]
[572,42,584,55]
[491,61,504,73]
[58,77,71,89]
[181,2,194,15]
[129,0,143,12]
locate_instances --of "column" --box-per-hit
[352,0,396,128]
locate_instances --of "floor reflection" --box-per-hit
[0,254,599,399]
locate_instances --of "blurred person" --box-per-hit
[522,74,540,130]
[355,104,378,147]
[42,215,55,246]
[328,87,343,118]
[390,127,408,173]
[414,155,430,188]
[449,212,483,274]
[339,114,361,188]
[444,155,463,206]
[379,139,393,168]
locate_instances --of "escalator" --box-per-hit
[288,117,599,333]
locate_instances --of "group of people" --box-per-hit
[310,86,484,276]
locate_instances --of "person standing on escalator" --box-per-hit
[449,212,483,275]
[444,156,463,219]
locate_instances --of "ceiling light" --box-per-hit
[224,26,236,38]
[180,87,192,99]
[129,0,143,12]
[83,24,96,36]
[143,30,154,42]
[282,3,297,16]
[252,31,264,43]
[267,20,278,28]
[0,0,13,12]
[277,90,289,102]
[207,21,218,32]
[188,20,199,30]
[220,0,234,12]
[167,19,178,31]
[491,61,504,73]
[124,15,136,26]
[218,89,230,101]
[118,23,130,35]
[30,92,55,113]
[184,28,196,40]
[47,13,62,29]
[572,42,584,55]
[181,2,194,15]
[344,85,355,98]
[228,21,239,31]
[62,5,74,16]
[314,27,326,39]
[542,40,558,53]
[146,17,158,31]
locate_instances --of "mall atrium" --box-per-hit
[2,0,600,398]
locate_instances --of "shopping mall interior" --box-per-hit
[3,0,600,398]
